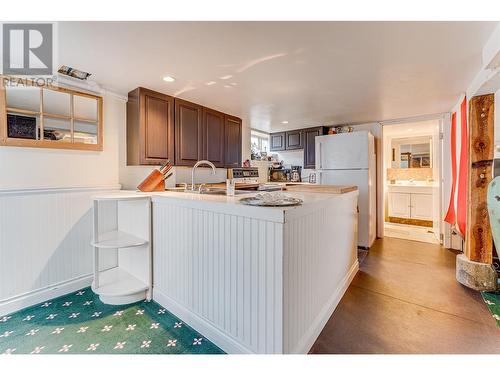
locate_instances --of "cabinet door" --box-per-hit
[202,108,225,167]
[175,98,203,166]
[270,132,286,151]
[285,130,303,150]
[224,115,242,168]
[303,127,325,169]
[142,92,174,164]
[410,194,433,221]
[388,192,411,218]
[127,88,174,165]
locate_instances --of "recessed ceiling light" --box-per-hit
[220,75,233,80]
[282,121,289,124]
[230,82,237,86]
[408,128,413,131]
[205,81,216,86]
[223,84,232,88]
[162,76,176,82]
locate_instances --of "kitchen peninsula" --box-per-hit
[147,187,359,354]
[92,186,358,353]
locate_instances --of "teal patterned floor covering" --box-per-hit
[481,291,500,328]
[0,287,224,354]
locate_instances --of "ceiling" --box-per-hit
[58,21,497,132]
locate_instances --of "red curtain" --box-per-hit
[444,112,457,225]
[456,97,468,236]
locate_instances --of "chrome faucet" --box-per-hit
[191,160,216,192]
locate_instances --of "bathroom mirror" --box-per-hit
[391,136,431,168]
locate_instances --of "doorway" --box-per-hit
[382,120,442,244]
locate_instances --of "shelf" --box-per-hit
[92,267,148,304]
[92,230,148,249]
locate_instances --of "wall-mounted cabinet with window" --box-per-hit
[0,76,103,151]
[127,87,242,168]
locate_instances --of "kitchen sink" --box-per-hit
[165,188,251,195]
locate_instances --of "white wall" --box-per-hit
[275,150,304,169]
[0,91,124,314]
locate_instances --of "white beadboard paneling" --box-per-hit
[153,200,284,354]
[0,186,120,315]
[282,192,359,354]
[152,191,358,354]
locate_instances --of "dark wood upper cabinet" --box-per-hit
[127,87,242,168]
[285,130,303,150]
[174,98,203,166]
[224,115,242,168]
[303,126,327,169]
[201,107,225,167]
[127,87,174,165]
[270,132,286,151]
[270,130,305,151]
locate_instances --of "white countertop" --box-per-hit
[93,188,359,223]
[152,189,346,206]
[386,183,437,195]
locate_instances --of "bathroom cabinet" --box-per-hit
[387,186,433,221]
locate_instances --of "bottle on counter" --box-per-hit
[226,178,236,196]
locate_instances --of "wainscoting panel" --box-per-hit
[153,200,284,354]
[0,186,120,315]
[283,193,358,353]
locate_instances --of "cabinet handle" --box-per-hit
[319,143,323,169]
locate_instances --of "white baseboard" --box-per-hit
[290,260,360,354]
[153,290,253,354]
[0,275,93,316]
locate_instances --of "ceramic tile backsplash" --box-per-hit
[387,168,433,181]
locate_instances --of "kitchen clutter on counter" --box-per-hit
[239,191,303,207]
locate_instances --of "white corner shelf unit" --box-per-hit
[91,192,152,305]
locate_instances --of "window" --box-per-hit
[251,129,269,155]
[0,76,103,151]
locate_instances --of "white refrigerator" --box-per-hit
[315,131,376,249]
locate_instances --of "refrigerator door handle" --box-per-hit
[319,142,323,169]
[316,170,322,184]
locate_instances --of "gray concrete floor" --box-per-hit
[310,237,500,354]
